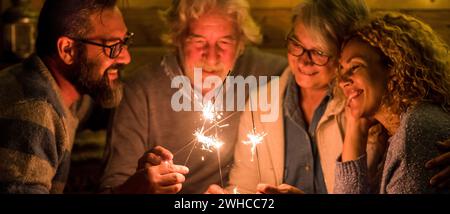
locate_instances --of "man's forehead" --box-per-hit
[187,16,238,38]
[190,10,237,28]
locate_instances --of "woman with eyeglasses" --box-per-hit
[207,0,381,194]
[335,11,450,194]
[207,0,450,194]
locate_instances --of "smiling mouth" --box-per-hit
[298,70,319,76]
[107,69,119,81]
[347,89,363,106]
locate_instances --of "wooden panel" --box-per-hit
[118,0,450,9]
[2,1,449,48]
[122,8,294,48]
[6,0,450,11]
[400,10,450,44]
[123,8,450,48]
[367,0,450,10]
[31,0,45,10]
[252,9,292,48]
[122,8,167,46]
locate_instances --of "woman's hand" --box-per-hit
[342,104,375,162]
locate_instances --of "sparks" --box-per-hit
[194,130,224,152]
[202,100,222,123]
[242,131,267,162]
[233,187,240,194]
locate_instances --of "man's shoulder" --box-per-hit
[0,59,66,119]
[0,62,23,87]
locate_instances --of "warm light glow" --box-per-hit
[194,130,224,152]
[202,101,221,123]
[243,131,267,162]
[233,187,240,194]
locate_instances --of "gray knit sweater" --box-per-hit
[334,103,450,194]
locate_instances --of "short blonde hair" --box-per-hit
[351,11,450,113]
[292,0,369,55]
[161,0,262,47]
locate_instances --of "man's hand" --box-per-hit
[137,146,174,170]
[256,183,304,194]
[426,139,450,188]
[115,146,189,194]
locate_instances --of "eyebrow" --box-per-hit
[346,54,369,64]
[288,34,302,44]
[89,31,130,42]
[188,34,204,38]
[188,34,237,40]
[289,33,329,53]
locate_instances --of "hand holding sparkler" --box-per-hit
[114,146,190,194]
[137,146,174,169]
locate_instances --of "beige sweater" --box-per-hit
[228,69,384,193]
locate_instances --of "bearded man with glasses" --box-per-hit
[0,0,131,193]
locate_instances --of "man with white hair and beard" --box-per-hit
[0,0,131,193]
[100,0,287,194]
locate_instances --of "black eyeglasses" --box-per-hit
[286,30,332,66]
[73,32,134,59]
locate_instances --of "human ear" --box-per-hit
[56,36,76,65]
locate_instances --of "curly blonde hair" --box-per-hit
[351,11,450,114]
[160,0,262,47]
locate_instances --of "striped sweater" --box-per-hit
[0,55,79,194]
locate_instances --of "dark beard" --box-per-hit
[64,46,124,108]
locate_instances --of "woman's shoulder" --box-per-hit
[384,103,450,194]
[394,102,450,153]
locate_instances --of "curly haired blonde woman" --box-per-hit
[335,11,450,194]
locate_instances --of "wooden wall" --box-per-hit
[118,0,450,72]
[2,0,449,47]
[116,0,450,48]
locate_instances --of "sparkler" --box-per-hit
[173,111,239,157]
[242,93,266,181]
[233,187,240,194]
[177,69,233,188]
[242,131,267,162]
[194,129,224,152]
[202,100,221,123]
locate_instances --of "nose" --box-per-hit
[339,75,353,89]
[204,44,219,66]
[297,51,314,67]
[116,46,131,65]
